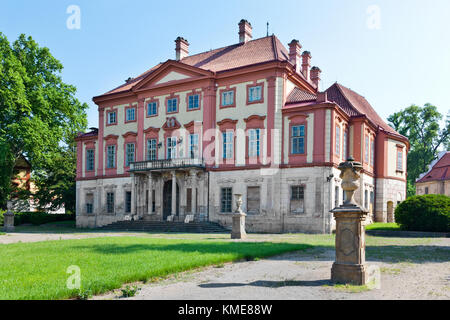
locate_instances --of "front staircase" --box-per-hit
[97,220,229,233]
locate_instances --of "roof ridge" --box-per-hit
[271,34,279,60]
[333,83,362,116]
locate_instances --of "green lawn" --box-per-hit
[0,236,307,300]
[365,223,401,231]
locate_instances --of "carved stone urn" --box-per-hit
[231,194,247,240]
[330,157,369,285]
[3,201,15,232]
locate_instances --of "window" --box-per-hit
[188,134,199,159]
[147,102,158,116]
[365,135,370,163]
[248,85,262,103]
[125,143,135,167]
[167,98,178,113]
[107,145,116,169]
[126,107,135,122]
[335,125,341,156]
[425,187,429,194]
[147,139,157,161]
[291,125,305,154]
[397,149,403,171]
[247,186,260,214]
[222,90,234,107]
[290,186,305,214]
[106,192,115,213]
[223,132,233,160]
[125,191,132,213]
[364,190,369,209]
[86,149,94,171]
[248,129,260,157]
[221,188,232,213]
[371,139,375,166]
[188,94,200,110]
[167,137,177,159]
[86,193,93,214]
[343,130,348,160]
[107,111,116,125]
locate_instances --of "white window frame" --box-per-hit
[125,143,135,167]
[167,98,178,113]
[248,85,262,102]
[188,134,199,159]
[147,139,157,161]
[223,131,233,160]
[126,107,136,122]
[106,145,116,169]
[86,149,95,171]
[107,111,116,125]
[188,94,200,110]
[248,129,260,157]
[167,137,177,159]
[147,102,157,116]
[222,91,234,106]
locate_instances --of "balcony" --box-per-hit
[129,158,205,172]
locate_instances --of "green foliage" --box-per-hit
[0,32,88,210]
[120,285,141,298]
[75,289,92,300]
[388,104,450,195]
[0,211,74,226]
[394,194,450,232]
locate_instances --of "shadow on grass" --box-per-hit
[73,242,313,258]
[199,279,331,289]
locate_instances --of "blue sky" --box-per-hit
[1,0,449,129]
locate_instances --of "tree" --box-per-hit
[0,33,87,211]
[388,104,450,197]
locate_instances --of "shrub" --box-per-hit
[120,285,140,298]
[0,211,74,226]
[394,194,450,232]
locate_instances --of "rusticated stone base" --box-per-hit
[331,262,368,285]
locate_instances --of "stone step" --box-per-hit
[98,220,229,233]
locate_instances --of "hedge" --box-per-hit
[394,194,450,232]
[0,211,75,226]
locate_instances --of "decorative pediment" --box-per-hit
[144,127,161,134]
[132,60,214,92]
[122,131,137,139]
[162,117,182,131]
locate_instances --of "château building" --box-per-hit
[75,20,409,233]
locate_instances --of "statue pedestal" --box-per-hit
[3,212,15,232]
[331,206,368,285]
[231,213,247,240]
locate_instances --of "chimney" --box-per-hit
[310,66,322,89]
[175,37,189,61]
[238,19,252,44]
[288,40,302,73]
[301,51,311,81]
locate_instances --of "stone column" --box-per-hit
[171,171,177,216]
[191,171,197,214]
[3,201,14,232]
[147,174,153,215]
[231,194,247,240]
[131,174,136,215]
[330,157,369,285]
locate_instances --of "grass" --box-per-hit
[0,232,5,235]
[0,236,307,300]
[327,282,373,293]
[365,223,401,231]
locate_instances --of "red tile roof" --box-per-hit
[417,152,450,183]
[286,87,317,103]
[326,83,404,137]
[102,36,294,96]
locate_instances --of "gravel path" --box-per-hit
[97,239,450,300]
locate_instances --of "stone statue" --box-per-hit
[3,201,15,232]
[330,157,369,285]
[231,194,247,239]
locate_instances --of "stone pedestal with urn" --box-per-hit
[231,194,247,240]
[331,157,369,285]
[3,201,15,232]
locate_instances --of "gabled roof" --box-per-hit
[100,35,295,97]
[416,151,450,183]
[325,83,404,137]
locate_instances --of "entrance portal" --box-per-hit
[163,180,180,219]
